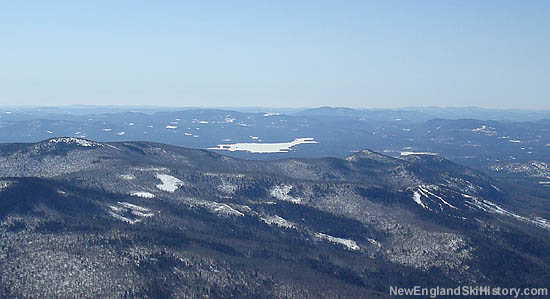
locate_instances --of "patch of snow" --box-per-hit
[120,174,135,180]
[264,112,281,117]
[109,205,123,213]
[108,211,140,224]
[401,151,437,156]
[117,131,126,136]
[108,202,154,224]
[412,191,430,210]
[367,238,381,247]
[210,203,243,216]
[218,179,237,194]
[509,139,521,143]
[155,174,184,192]
[224,116,236,123]
[209,137,318,154]
[532,217,550,229]
[410,185,457,212]
[131,210,154,218]
[261,215,295,229]
[166,125,177,129]
[270,185,301,204]
[462,194,549,230]
[101,128,112,132]
[130,191,156,198]
[472,125,496,136]
[315,233,360,251]
[0,181,13,190]
[118,202,151,212]
[187,199,244,217]
[48,137,100,147]
[184,133,192,136]
[128,122,134,126]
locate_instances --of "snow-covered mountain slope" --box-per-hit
[1,138,549,298]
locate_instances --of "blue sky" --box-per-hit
[1,1,548,109]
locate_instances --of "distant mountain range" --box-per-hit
[1,137,549,298]
[1,107,550,178]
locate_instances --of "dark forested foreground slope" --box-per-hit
[1,138,550,298]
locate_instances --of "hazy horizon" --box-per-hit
[1,104,550,112]
[1,1,549,109]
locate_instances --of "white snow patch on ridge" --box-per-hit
[186,199,245,217]
[261,215,295,229]
[155,174,183,192]
[108,202,154,224]
[532,217,550,229]
[48,137,100,147]
[315,233,360,251]
[270,185,301,204]
[117,202,149,212]
[208,203,244,217]
[208,138,318,153]
[412,191,430,210]
[120,174,135,180]
[130,191,155,198]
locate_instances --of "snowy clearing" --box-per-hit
[130,191,156,198]
[315,233,360,251]
[270,185,301,204]
[261,215,295,229]
[155,173,183,192]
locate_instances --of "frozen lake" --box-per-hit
[208,137,318,153]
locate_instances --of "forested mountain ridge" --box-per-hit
[1,137,549,298]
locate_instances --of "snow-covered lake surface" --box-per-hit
[208,137,318,153]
